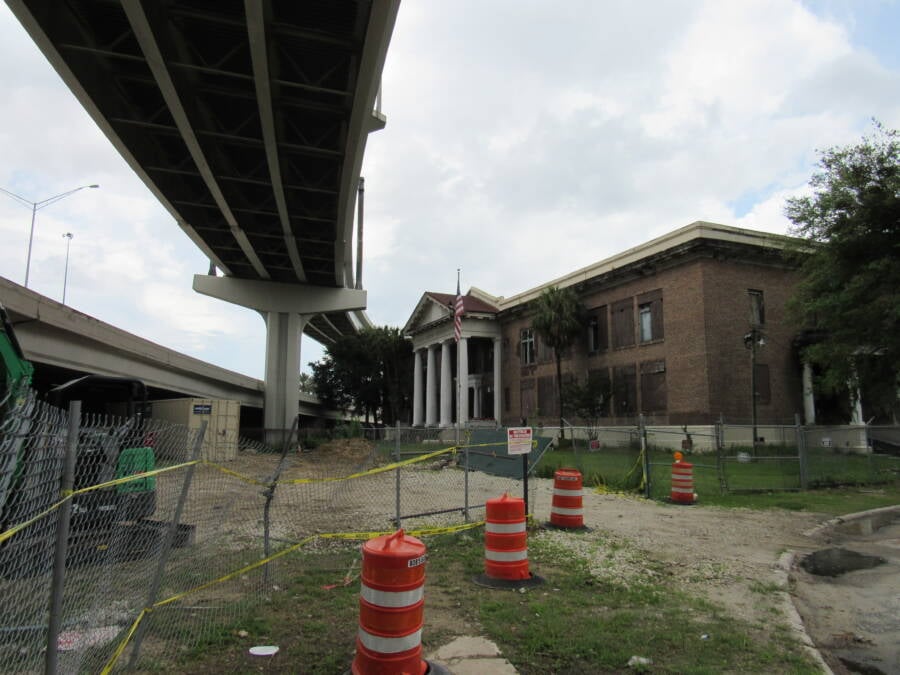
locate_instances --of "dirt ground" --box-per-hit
[192,443,897,673]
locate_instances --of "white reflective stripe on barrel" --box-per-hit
[358,627,422,654]
[552,487,583,497]
[485,521,527,534]
[671,486,694,493]
[360,583,424,608]
[484,548,528,562]
[551,505,584,516]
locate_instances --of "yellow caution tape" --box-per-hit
[100,608,147,675]
[99,521,488,672]
[204,461,268,486]
[0,460,200,545]
[282,446,458,484]
[73,460,200,495]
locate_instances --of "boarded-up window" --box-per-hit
[754,363,771,405]
[538,375,557,418]
[611,298,634,349]
[612,364,637,415]
[537,334,554,363]
[637,289,663,343]
[588,368,611,417]
[520,379,535,421]
[640,359,667,412]
[749,289,765,326]
[588,306,609,352]
[504,387,510,412]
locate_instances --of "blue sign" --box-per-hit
[193,404,212,415]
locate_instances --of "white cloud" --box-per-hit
[2,0,900,379]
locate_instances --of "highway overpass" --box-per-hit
[1,276,342,429]
[7,0,399,431]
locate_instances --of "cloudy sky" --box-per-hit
[1,1,899,380]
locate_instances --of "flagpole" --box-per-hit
[455,268,461,447]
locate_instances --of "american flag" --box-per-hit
[454,279,464,342]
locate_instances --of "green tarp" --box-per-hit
[462,428,554,478]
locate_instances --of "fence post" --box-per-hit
[394,421,401,527]
[127,420,207,669]
[716,413,727,495]
[463,435,470,523]
[45,400,80,675]
[795,413,808,490]
[640,414,651,499]
[263,415,298,586]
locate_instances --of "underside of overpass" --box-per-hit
[7,0,400,433]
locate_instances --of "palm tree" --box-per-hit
[532,285,584,438]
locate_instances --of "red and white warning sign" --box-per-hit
[507,427,533,455]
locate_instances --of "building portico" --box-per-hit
[404,289,501,427]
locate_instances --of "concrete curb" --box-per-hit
[802,504,900,538]
[783,504,900,675]
[774,551,834,675]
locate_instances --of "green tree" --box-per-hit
[785,121,900,420]
[309,326,413,425]
[298,372,315,395]
[532,285,585,438]
[564,371,612,441]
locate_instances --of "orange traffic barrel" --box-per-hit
[671,452,696,504]
[549,468,584,529]
[484,493,530,580]
[352,530,427,675]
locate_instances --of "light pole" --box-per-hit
[0,184,99,288]
[743,327,765,453]
[62,232,73,304]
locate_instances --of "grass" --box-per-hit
[141,530,820,674]
[538,445,900,511]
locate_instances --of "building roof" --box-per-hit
[403,291,499,336]
[497,221,803,310]
[424,292,500,315]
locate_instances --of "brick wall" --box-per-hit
[498,244,804,426]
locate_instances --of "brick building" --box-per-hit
[403,222,811,428]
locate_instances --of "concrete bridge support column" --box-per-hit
[263,311,308,435]
[193,275,366,438]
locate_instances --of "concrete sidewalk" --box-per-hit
[427,636,518,674]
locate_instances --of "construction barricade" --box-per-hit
[353,529,430,675]
[548,467,586,529]
[670,451,696,504]
[474,493,543,589]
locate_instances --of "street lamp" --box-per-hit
[0,184,99,288]
[743,327,766,452]
[62,232,73,304]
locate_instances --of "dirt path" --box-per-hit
[537,486,824,631]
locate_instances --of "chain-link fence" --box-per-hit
[530,417,900,499]
[2,394,559,673]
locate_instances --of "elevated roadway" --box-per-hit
[7,0,400,432]
[1,277,345,426]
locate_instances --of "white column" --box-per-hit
[802,361,816,425]
[440,340,452,427]
[458,337,469,426]
[412,349,424,426]
[493,337,502,425]
[425,344,437,426]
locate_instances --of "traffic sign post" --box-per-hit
[507,427,533,516]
